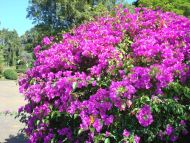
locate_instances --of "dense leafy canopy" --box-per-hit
[21,25,49,53]
[27,0,119,30]
[134,0,190,18]
[0,29,22,66]
[19,7,190,143]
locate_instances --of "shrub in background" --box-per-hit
[19,7,190,143]
[4,69,18,80]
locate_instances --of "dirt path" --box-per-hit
[0,80,27,143]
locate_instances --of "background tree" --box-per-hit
[134,0,190,18]
[20,25,46,53]
[0,29,22,66]
[0,44,4,75]
[27,0,107,33]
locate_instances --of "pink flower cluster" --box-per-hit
[136,105,153,127]
[19,7,190,142]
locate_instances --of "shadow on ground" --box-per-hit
[3,133,28,143]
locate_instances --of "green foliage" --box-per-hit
[0,46,4,77]
[15,51,32,73]
[166,82,190,99]
[3,69,18,80]
[135,0,190,18]
[0,64,3,77]
[0,29,22,66]
[16,68,26,74]
[16,65,27,73]
[27,0,116,30]
[0,45,4,64]
[20,25,52,53]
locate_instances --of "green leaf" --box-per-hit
[104,138,110,143]
[90,127,95,133]
[183,87,190,99]
[72,82,78,91]
[74,114,78,119]
[78,129,83,135]
[36,120,40,126]
[51,111,61,119]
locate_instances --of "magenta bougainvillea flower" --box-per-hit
[136,105,153,127]
[123,129,130,137]
[42,36,51,45]
[134,135,141,143]
[165,124,173,136]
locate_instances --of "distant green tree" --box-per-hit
[0,22,4,75]
[20,25,44,53]
[27,0,110,32]
[0,45,4,64]
[0,29,22,66]
[0,45,4,75]
[134,0,190,18]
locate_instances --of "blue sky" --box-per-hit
[0,0,33,36]
[0,0,135,36]
[125,0,136,4]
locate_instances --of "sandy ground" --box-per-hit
[0,80,27,143]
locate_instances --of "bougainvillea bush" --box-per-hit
[19,7,190,143]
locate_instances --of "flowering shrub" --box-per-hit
[19,7,190,143]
